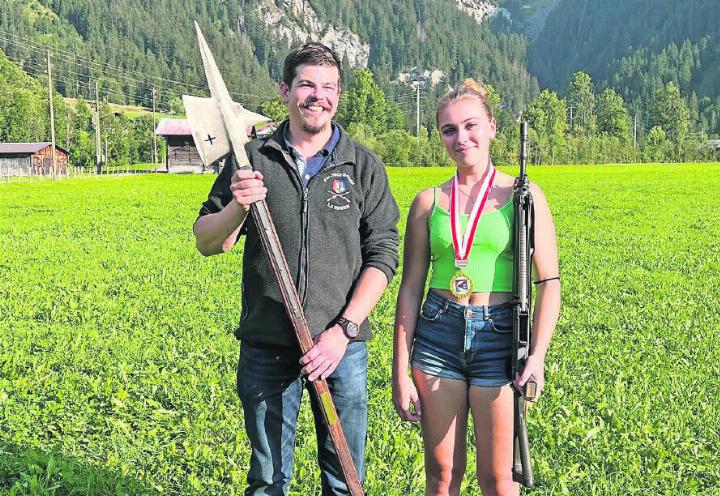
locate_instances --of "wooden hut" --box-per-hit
[154,119,206,173]
[0,142,69,177]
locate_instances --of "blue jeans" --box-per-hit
[237,340,368,495]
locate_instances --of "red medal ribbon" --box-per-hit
[450,165,496,267]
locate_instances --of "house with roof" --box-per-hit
[154,117,275,174]
[0,142,69,176]
[154,118,206,173]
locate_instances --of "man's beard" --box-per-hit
[299,100,329,134]
[300,119,325,135]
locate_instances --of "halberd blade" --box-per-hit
[184,95,269,167]
[191,21,269,166]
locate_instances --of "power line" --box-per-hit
[1,34,169,98]
[0,29,206,90]
[8,51,266,113]
[20,57,268,114]
[1,27,438,113]
[1,28,435,125]
[20,63,173,112]
[0,29,270,105]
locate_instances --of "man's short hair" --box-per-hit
[282,42,342,86]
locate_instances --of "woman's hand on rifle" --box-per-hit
[514,353,545,400]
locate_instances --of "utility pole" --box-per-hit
[94,80,101,174]
[415,81,421,137]
[65,106,71,172]
[104,97,109,172]
[47,50,57,179]
[152,86,158,170]
[633,114,637,150]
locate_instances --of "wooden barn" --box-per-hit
[154,119,207,173]
[0,142,69,177]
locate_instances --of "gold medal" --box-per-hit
[450,270,473,298]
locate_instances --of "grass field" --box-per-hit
[1,164,719,495]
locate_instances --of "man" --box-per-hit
[193,43,399,495]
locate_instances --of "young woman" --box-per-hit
[392,79,561,496]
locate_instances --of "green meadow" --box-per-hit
[1,165,719,495]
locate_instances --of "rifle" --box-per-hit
[186,22,365,496]
[511,121,537,488]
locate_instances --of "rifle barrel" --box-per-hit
[511,120,535,489]
[520,120,528,179]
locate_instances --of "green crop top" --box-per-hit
[428,187,515,293]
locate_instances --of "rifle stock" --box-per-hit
[511,121,536,488]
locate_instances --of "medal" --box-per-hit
[449,165,496,298]
[450,270,473,298]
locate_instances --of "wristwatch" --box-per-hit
[336,316,360,339]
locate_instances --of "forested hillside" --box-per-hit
[526,0,720,134]
[0,0,278,111]
[281,0,536,111]
[0,46,159,168]
[0,43,63,143]
[0,0,537,123]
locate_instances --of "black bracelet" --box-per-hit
[533,276,560,285]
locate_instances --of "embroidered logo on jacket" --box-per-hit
[323,172,355,210]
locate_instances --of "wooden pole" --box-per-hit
[47,50,57,179]
[248,188,365,496]
[95,81,101,174]
[152,86,158,172]
[633,114,637,150]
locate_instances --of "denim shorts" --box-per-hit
[411,289,513,387]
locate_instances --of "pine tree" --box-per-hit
[596,88,631,142]
[568,71,596,137]
[650,81,690,144]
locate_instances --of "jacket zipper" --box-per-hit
[297,159,351,306]
[297,187,309,305]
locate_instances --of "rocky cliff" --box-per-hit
[250,0,369,68]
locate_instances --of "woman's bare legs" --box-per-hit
[413,369,469,496]
[468,385,518,496]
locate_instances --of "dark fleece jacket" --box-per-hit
[198,121,400,346]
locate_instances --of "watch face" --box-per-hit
[345,321,359,338]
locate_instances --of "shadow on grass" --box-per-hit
[0,442,157,496]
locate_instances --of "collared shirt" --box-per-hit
[283,124,341,187]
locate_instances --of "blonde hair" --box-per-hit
[436,78,493,126]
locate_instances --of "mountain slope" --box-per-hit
[0,0,281,111]
[527,0,718,91]
[521,0,720,133]
[0,0,538,122]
